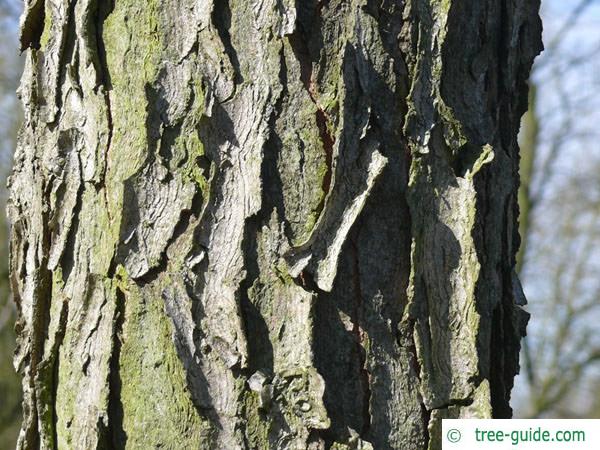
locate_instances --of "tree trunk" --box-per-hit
[9,0,542,449]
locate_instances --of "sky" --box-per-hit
[0,0,21,175]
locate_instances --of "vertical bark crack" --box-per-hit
[211,0,243,87]
[95,0,115,219]
[107,286,127,448]
[350,236,371,435]
[20,0,46,50]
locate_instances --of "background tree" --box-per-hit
[8,0,540,449]
[0,0,23,446]
[514,0,600,418]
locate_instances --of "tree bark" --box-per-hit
[9,0,542,449]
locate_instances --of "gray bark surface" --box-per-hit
[9,0,542,449]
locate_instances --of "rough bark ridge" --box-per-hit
[9,0,541,449]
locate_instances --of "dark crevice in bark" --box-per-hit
[316,0,330,16]
[496,197,527,419]
[470,143,513,420]
[144,82,164,146]
[239,212,274,376]
[261,45,289,236]
[497,0,512,113]
[107,286,127,449]
[95,0,115,219]
[313,232,367,445]
[364,0,410,118]
[449,143,489,178]
[84,0,113,90]
[489,301,508,417]
[36,300,68,449]
[472,168,493,392]
[441,0,495,149]
[211,0,243,87]
[421,403,431,449]
[350,236,371,436]
[57,175,83,284]
[294,269,321,294]
[189,179,208,219]
[482,167,522,419]
[402,317,430,447]
[20,0,45,50]
[51,314,69,449]
[286,31,312,100]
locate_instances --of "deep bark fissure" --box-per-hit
[49,301,69,450]
[350,234,372,436]
[107,286,126,449]
[20,0,45,51]
[211,0,243,88]
[96,4,115,220]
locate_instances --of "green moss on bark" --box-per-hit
[117,272,214,449]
